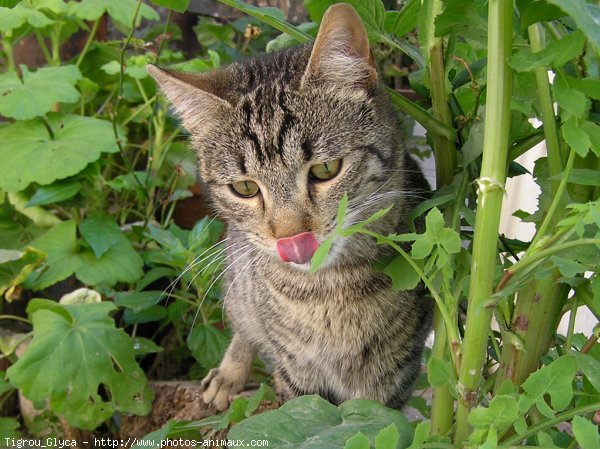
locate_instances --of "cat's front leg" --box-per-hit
[201,332,255,411]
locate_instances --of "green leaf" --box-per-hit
[245,383,276,417]
[216,0,311,43]
[149,0,189,13]
[0,66,82,120]
[385,0,420,37]
[411,208,461,260]
[79,214,123,259]
[555,72,590,119]
[187,324,229,369]
[562,116,592,158]
[518,355,578,417]
[572,415,600,449]
[508,31,586,72]
[407,421,430,449]
[550,169,600,186]
[29,220,143,289]
[468,384,519,433]
[336,193,349,230]
[0,417,21,439]
[375,424,400,449]
[69,0,159,27]
[427,357,458,398]
[132,337,163,356]
[0,247,45,297]
[310,236,334,272]
[0,3,52,33]
[375,254,420,291]
[26,181,81,207]
[520,1,565,29]
[344,432,370,449]
[115,291,162,311]
[228,395,413,449]
[574,353,600,394]
[0,114,120,192]
[545,0,600,54]
[189,217,225,253]
[6,302,153,429]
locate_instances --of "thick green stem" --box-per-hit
[421,0,458,436]
[454,0,512,445]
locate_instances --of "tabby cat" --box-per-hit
[148,3,433,411]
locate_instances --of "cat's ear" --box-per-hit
[301,4,377,90]
[147,65,232,133]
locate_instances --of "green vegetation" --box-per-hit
[1,0,599,448]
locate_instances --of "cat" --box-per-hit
[148,3,433,412]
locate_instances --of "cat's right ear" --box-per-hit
[301,4,377,91]
[147,65,232,133]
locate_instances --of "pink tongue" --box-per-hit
[276,232,319,264]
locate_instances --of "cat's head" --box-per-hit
[149,4,411,269]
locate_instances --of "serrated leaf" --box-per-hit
[26,181,81,207]
[6,302,153,429]
[69,0,159,27]
[0,66,81,120]
[518,356,578,417]
[468,390,519,433]
[0,3,53,33]
[545,0,600,55]
[427,357,457,398]
[572,415,600,449]
[228,395,413,449]
[187,324,229,369]
[508,31,585,72]
[555,72,590,119]
[412,208,461,260]
[0,114,120,192]
[407,421,430,449]
[336,193,349,230]
[375,424,400,449]
[344,432,370,449]
[562,116,592,158]
[79,214,123,259]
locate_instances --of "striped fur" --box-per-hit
[149,4,432,411]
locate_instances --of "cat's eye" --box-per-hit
[309,159,342,181]
[230,180,260,198]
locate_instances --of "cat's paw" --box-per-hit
[201,367,246,411]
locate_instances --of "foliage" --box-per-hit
[0,0,599,448]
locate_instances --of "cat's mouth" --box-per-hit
[276,232,319,265]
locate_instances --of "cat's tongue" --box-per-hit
[276,232,319,265]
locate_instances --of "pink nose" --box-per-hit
[276,232,319,265]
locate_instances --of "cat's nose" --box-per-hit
[276,232,318,265]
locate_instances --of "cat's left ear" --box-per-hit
[147,64,232,134]
[301,4,377,90]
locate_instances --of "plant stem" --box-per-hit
[564,296,578,354]
[76,18,101,67]
[421,0,458,436]
[454,0,513,445]
[33,30,52,65]
[0,315,32,325]
[527,24,563,183]
[386,87,457,141]
[500,402,600,447]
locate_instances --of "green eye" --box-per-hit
[309,159,342,181]
[230,180,260,198]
